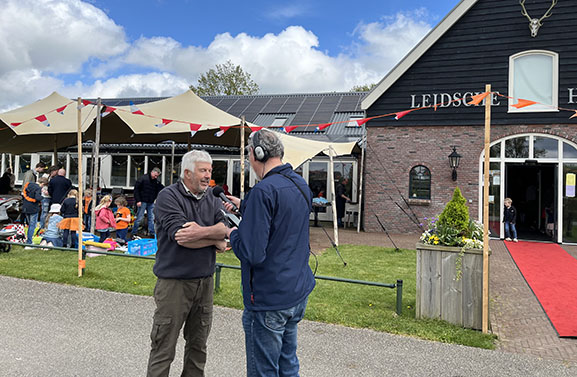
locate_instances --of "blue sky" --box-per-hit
[0,0,460,111]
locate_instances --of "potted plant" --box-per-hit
[416,187,485,330]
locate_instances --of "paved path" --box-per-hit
[1,276,575,377]
[310,227,577,364]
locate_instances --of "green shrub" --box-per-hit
[438,187,469,234]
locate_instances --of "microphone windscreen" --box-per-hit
[212,186,224,197]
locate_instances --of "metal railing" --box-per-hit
[0,241,403,315]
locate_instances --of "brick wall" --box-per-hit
[363,124,577,233]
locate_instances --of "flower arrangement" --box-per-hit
[419,187,484,279]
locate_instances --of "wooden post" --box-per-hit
[240,116,246,199]
[90,98,102,234]
[77,98,85,277]
[357,128,366,233]
[482,84,491,333]
[329,147,339,246]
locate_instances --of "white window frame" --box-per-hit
[271,117,288,127]
[508,50,558,113]
[346,116,364,128]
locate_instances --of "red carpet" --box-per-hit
[506,241,577,337]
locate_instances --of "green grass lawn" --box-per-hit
[0,244,495,349]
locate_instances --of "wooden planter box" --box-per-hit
[415,243,486,330]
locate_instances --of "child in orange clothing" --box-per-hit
[95,195,116,242]
[114,196,131,242]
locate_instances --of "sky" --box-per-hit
[0,0,461,112]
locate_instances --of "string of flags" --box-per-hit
[5,91,577,136]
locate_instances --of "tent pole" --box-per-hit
[357,127,366,233]
[482,84,492,334]
[240,116,246,199]
[77,98,85,277]
[53,135,58,165]
[170,141,175,185]
[329,147,339,247]
[90,98,102,235]
[187,133,192,152]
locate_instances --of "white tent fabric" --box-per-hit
[0,92,98,135]
[112,90,242,134]
[278,133,357,168]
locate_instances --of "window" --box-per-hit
[110,156,128,187]
[509,50,558,112]
[346,116,363,128]
[271,118,288,127]
[409,165,431,200]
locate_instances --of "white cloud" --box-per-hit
[0,1,433,110]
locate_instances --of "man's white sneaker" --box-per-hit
[513,238,518,242]
[505,237,512,241]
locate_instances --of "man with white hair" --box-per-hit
[147,150,228,377]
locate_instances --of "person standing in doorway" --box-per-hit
[132,167,164,238]
[224,129,316,377]
[336,177,351,228]
[146,150,227,377]
[503,197,518,242]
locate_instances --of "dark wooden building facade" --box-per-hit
[362,0,577,243]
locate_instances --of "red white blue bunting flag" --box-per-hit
[394,110,412,120]
[129,101,144,115]
[77,100,92,109]
[511,99,537,109]
[284,125,298,133]
[35,114,50,127]
[56,105,67,114]
[9,122,22,127]
[154,119,173,128]
[315,123,332,132]
[215,126,230,137]
[249,126,263,133]
[101,106,116,117]
[190,123,201,137]
[356,118,369,126]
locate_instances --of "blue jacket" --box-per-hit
[230,163,315,311]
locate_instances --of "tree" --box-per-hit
[190,60,260,96]
[350,83,377,92]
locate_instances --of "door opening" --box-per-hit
[505,162,557,241]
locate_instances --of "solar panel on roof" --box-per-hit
[279,97,304,113]
[226,98,255,117]
[335,95,362,112]
[261,97,287,113]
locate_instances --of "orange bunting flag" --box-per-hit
[570,111,577,119]
[511,99,537,109]
[284,125,299,133]
[394,110,412,120]
[78,259,86,269]
[356,118,369,126]
[467,92,490,106]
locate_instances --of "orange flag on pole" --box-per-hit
[511,99,537,109]
[467,92,490,106]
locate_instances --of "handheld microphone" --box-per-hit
[212,186,239,213]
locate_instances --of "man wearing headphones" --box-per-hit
[224,129,316,377]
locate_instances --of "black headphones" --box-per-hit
[252,131,269,162]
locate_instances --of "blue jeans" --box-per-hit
[39,198,51,228]
[242,297,309,377]
[133,202,155,236]
[25,213,38,244]
[505,222,517,239]
[42,237,63,247]
[116,228,128,242]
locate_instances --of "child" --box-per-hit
[83,189,93,230]
[38,177,50,228]
[40,204,63,247]
[59,189,83,248]
[95,195,116,243]
[503,197,518,242]
[114,196,131,242]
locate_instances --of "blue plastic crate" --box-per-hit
[127,238,157,256]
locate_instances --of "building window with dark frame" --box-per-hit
[409,165,431,200]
